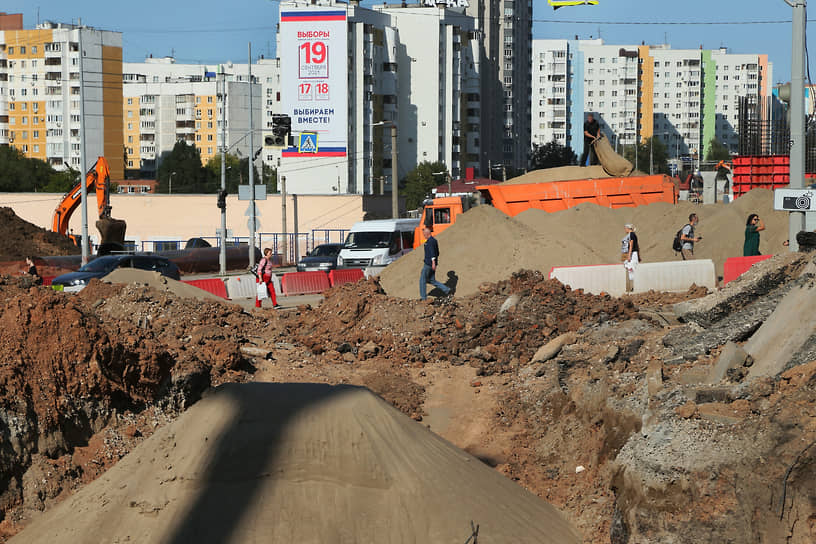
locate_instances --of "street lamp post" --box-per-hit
[373,120,398,218]
[432,171,452,196]
[169,171,176,195]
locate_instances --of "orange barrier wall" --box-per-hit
[722,255,774,285]
[281,271,331,296]
[182,278,229,299]
[328,268,364,287]
[477,175,677,217]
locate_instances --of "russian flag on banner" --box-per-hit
[282,147,347,158]
[280,10,346,21]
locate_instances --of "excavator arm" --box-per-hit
[52,157,111,236]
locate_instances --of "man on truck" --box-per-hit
[419,225,451,301]
[580,113,600,167]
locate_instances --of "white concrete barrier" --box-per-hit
[633,259,716,293]
[225,274,281,299]
[549,264,627,296]
[549,259,716,296]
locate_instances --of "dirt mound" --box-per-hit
[10,383,580,544]
[283,270,638,376]
[380,189,789,299]
[506,165,610,184]
[103,268,221,301]
[0,277,262,536]
[0,208,79,261]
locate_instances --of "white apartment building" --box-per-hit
[1,20,124,179]
[467,0,533,175]
[531,39,772,163]
[123,57,276,177]
[276,0,480,195]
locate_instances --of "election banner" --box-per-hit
[279,7,348,158]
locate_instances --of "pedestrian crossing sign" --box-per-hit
[299,132,319,153]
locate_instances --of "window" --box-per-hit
[207,96,213,103]
[20,46,25,54]
[207,134,213,141]
[127,98,133,105]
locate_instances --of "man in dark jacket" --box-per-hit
[580,113,600,166]
[419,225,451,300]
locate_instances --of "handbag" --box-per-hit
[256,281,269,300]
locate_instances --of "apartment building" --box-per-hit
[0,18,124,179]
[122,57,273,178]
[531,39,772,163]
[467,0,533,175]
[276,0,480,195]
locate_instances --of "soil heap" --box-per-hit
[379,188,788,299]
[10,383,580,544]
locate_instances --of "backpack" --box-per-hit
[672,224,688,252]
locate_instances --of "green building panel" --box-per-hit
[701,50,717,161]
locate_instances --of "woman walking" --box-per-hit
[743,214,765,256]
[621,224,639,292]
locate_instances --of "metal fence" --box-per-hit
[137,228,347,266]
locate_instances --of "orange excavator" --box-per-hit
[52,157,125,248]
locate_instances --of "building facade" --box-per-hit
[276,0,480,196]
[123,57,274,178]
[531,39,773,165]
[467,0,533,175]
[0,19,124,179]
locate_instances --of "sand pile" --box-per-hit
[10,383,580,544]
[506,165,610,184]
[380,189,790,299]
[103,268,222,301]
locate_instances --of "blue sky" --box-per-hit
[4,0,810,83]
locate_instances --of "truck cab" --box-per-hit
[413,196,471,248]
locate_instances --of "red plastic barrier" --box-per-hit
[281,271,331,295]
[182,278,229,299]
[328,268,364,287]
[42,276,54,287]
[722,255,773,285]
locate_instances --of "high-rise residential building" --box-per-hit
[531,39,772,165]
[0,18,124,179]
[122,57,272,177]
[467,0,533,175]
[275,0,480,195]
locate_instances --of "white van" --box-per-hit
[337,218,420,269]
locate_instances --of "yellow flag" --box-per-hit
[548,0,599,9]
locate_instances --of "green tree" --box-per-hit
[156,141,213,193]
[402,161,448,210]
[705,138,732,162]
[41,166,80,193]
[529,140,577,170]
[262,163,278,193]
[0,146,81,192]
[204,153,261,194]
[622,137,670,175]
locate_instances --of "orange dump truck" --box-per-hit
[414,174,677,247]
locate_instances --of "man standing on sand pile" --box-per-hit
[580,113,600,166]
[419,225,451,301]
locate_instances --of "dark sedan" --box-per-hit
[52,254,180,289]
[296,243,343,272]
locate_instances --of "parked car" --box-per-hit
[51,254,181,288]
[296,243,344,272]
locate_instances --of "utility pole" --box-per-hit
[219,66,227,275]
[649,137,653,175]
[281,175,287,264]
[78,28,89,264]
[502,164,507,182]
[390,124,398,218]
[248,42,256,268]
[788,0,808,249]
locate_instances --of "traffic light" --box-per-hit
[266,114,291,147]
[217,189,227,210]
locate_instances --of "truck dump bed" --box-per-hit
[477,174,677,217]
